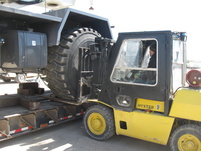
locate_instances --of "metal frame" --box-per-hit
[77,47,93,103]
[77,38,115,102]
[0,93,86,141]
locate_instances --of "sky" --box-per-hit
[71,0,201,61]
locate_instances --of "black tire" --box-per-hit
[2,76,11,82]
[83,105,115,141]
[169,124,201,151]
[46,27,100,100]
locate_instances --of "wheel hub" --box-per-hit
[185,140,194,148]
[179,134,201,151]
[93,119,101,128]
[87,113,106,135]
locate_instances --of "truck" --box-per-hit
[0,0,112,141]
[0,1,201,151]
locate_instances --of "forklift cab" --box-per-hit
[84,31,193,147]
[99,31,187,115]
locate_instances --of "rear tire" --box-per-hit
[169,124,201,151]
[83,105,115,141]
[46,27,100,100]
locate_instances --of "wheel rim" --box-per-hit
[87,113,106,135]
[178,134,201,151]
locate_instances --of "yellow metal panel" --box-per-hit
[114,109,174,145]
[136,98,164,112]
[169,88,201,121]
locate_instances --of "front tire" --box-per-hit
[170,124,201,151]
[83,105,115,140]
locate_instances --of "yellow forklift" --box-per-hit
[82,31,201,151]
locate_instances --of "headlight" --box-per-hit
[116,95,132,107]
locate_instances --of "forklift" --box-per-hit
[82,31,201,151]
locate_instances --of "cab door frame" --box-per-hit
[99,31,173,115]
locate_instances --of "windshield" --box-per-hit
[111,39,158,86]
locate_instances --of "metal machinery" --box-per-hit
[82,31,201,151]
[0,1,112,100]
[0,0,112,141]
[0,1,201,151]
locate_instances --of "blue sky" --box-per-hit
[72,0,201,61]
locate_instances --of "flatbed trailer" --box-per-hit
[0,83,86,141]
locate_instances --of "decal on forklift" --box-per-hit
[136,98,164,112]
[137,104,154,110]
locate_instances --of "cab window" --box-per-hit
[111,39,158,86]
